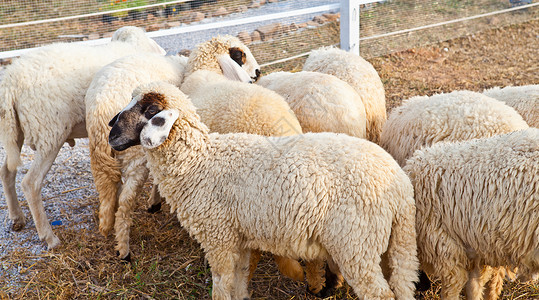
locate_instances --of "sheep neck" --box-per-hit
[145,115,211,180]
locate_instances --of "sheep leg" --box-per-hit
[21,146,63,249]
[440,266,468,300]
[466,265,489,300]
[274,255,304,281]
[232,248,251,300]
[114,160,149,260]
[206,249,238,300]
[147,184,163,213]
[305,259,326,296]
[340,258,394,299]
[1,130,25,231]
[483,267,505,300]
[95,169,121,237]
[1,159,25,231]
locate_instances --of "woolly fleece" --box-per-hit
[256,71,367,138]
[403,128,539,300]
[380,90,529,166]
[111,81,419,300]
[0,26,166,250]
[303,46,386,143]
[483,85,538,127]
[85,53,187,258]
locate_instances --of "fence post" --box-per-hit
[340,0,361,55]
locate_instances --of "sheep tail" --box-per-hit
[385,200,419,300]
[0,85,23,171]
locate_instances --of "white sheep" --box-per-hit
[303,46,386,143]
[0,26,166,249]
[89,37,293,264]
[380,90,529,166]
[256,71,367,139]
[403,128,539,300]
[108,81,419,300]
[483,85,538,127]
[85,52,188,260]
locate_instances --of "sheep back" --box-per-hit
[184,72,302,137]
[403,128,539,281]
[257,71,366,138]
[483,85,538,127]
[303,46,386,143]
[380,90,529,166]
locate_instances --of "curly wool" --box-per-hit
[380,90,529,166]
[84,53,187,258]
[256,71,367,138]
[303,46,386,143]
[483,85,538,127]
[133,82,418,300]
[0,26,165,250]
[403,128,539,300]
[183,70,302,137]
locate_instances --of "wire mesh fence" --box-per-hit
[0,0,537,66]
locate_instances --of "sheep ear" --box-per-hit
[140,109,179,149]
[217,54,252,83]
[149,39,167,55]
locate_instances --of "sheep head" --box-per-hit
[108,81,200,151]
[186,35,261,83]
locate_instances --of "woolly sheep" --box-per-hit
[380,90,529,166]
[184,35,261,83]
[91,40,287,261]
[483,85,538,127]
[108,81,419,300]
[303,46,386,143]
[0,26,166,249]
[256,71,367,139]
[403,128,539,300]
[85,52,188,260]
[182,70,310,287]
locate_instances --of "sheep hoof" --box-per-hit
[117,251,132,263]
[307,286,334,299]
[147,202,162,213]
[11,220,25,231]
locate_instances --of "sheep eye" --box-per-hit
[145,105,160,118]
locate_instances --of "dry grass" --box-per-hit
[0,18,538,300]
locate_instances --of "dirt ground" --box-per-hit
[0,18,538,300]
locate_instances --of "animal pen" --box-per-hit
[0,0,538,299]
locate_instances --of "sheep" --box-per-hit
[108,81,419,300]
[379,90,530,167]
[0,26,166,250]
[85,52,188,260]
[256,71,367,139]
[182,69,309,287]
[483,85,538,127]
[87,38,280,262]
[184,35,261,83]
[302,46,386,143]
[403,128,539,300]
